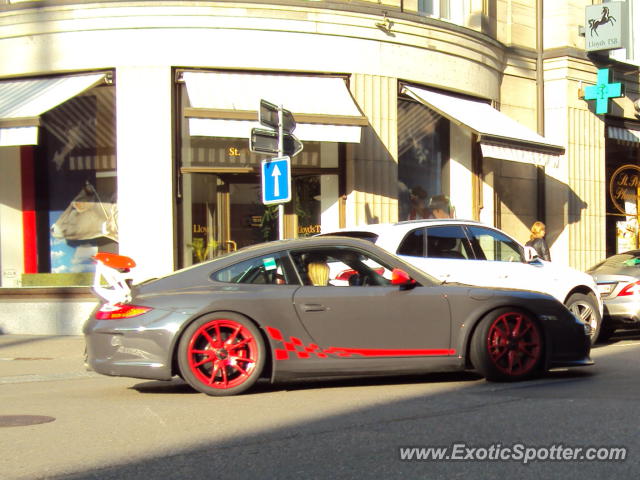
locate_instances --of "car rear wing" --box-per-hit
[92,253,136,305]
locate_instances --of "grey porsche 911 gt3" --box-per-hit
[84,236,592,396]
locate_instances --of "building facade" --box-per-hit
[0,0,639,333]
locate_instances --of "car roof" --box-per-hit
[327,219,485,234]
[135,235,439,289]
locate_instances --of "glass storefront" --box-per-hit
[180,135,335,267]
[397,97,450,221]
[605,130,640,256]
[5,84,117,287]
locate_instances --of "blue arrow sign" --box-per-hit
[261,156,291,205]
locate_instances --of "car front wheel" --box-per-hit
[565,293,601,345]
[178,313,265,396]
[470,308,544,382]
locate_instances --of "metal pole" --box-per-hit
[277,106,284,240]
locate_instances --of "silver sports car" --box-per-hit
[588,249,640,341]
[84,236,592,396]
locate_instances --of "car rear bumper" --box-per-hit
[602,298,640,325]
[83,307,189,381]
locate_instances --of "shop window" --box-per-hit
[19,86,117,287]
[605,133,640,256]
[418,0,468,25]
[179,128,339,268]
[295,176,321,238]
[397,98,450,221]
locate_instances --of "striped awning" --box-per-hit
[0,73,107,147]
[182,72,367,143]
[401,85,565,167]
[608,126,640,144]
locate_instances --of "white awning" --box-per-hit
[0,73,106,147]
[608,126,640,144]
[401,85,564,166]
[480,143,551,167]
[182,72,367,143]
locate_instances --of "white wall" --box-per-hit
[320,142,340,233]
[116,66,175,283]
[0,147,24,287]
[449,123,474,220]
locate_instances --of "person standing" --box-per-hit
[526,221,551,261]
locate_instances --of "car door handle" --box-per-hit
[302,304,327,312]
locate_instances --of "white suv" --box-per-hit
[323,219,604,344]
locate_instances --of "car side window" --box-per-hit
[212,252,297,285]
[290,247,396,287]
[424,225,472,259]
[466,226,523,262]
[397,228,425,257]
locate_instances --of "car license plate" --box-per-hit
[597,283,615,296]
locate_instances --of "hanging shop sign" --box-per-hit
[582,68,623,115]
[585,2,624,52]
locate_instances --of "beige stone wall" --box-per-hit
[544,0,589,50]
[496,0,537,49]
[347,74,398,226]
[500,53,538,130]
[544,56,606,270]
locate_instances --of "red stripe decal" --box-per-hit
[323,347,456,357]
[265,325,455,360]
[266,326,283,341]
[275,349,289,360]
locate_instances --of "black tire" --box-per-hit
[177,313,265,396]
[565,293,601,346]
[470,308,544,382]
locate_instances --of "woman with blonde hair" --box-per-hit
[525,221,551,261]
[307,261,330,286]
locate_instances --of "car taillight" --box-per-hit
[96,304,152,320]
[616,281,640,297]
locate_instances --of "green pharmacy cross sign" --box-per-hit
[583,68,623,115]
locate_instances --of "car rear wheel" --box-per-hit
[470,308,544,382]
[178,313,265,396]
[565,293,601,346]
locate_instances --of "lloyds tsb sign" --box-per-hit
[585,2,624,52]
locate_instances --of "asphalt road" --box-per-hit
[1,332,639,480]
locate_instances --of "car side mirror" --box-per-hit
[391,268,417,290]
[524,246,539,263]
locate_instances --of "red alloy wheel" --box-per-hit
[485,311,542,377]
[187,318,259,390]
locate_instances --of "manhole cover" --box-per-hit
[0,415,56,427]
